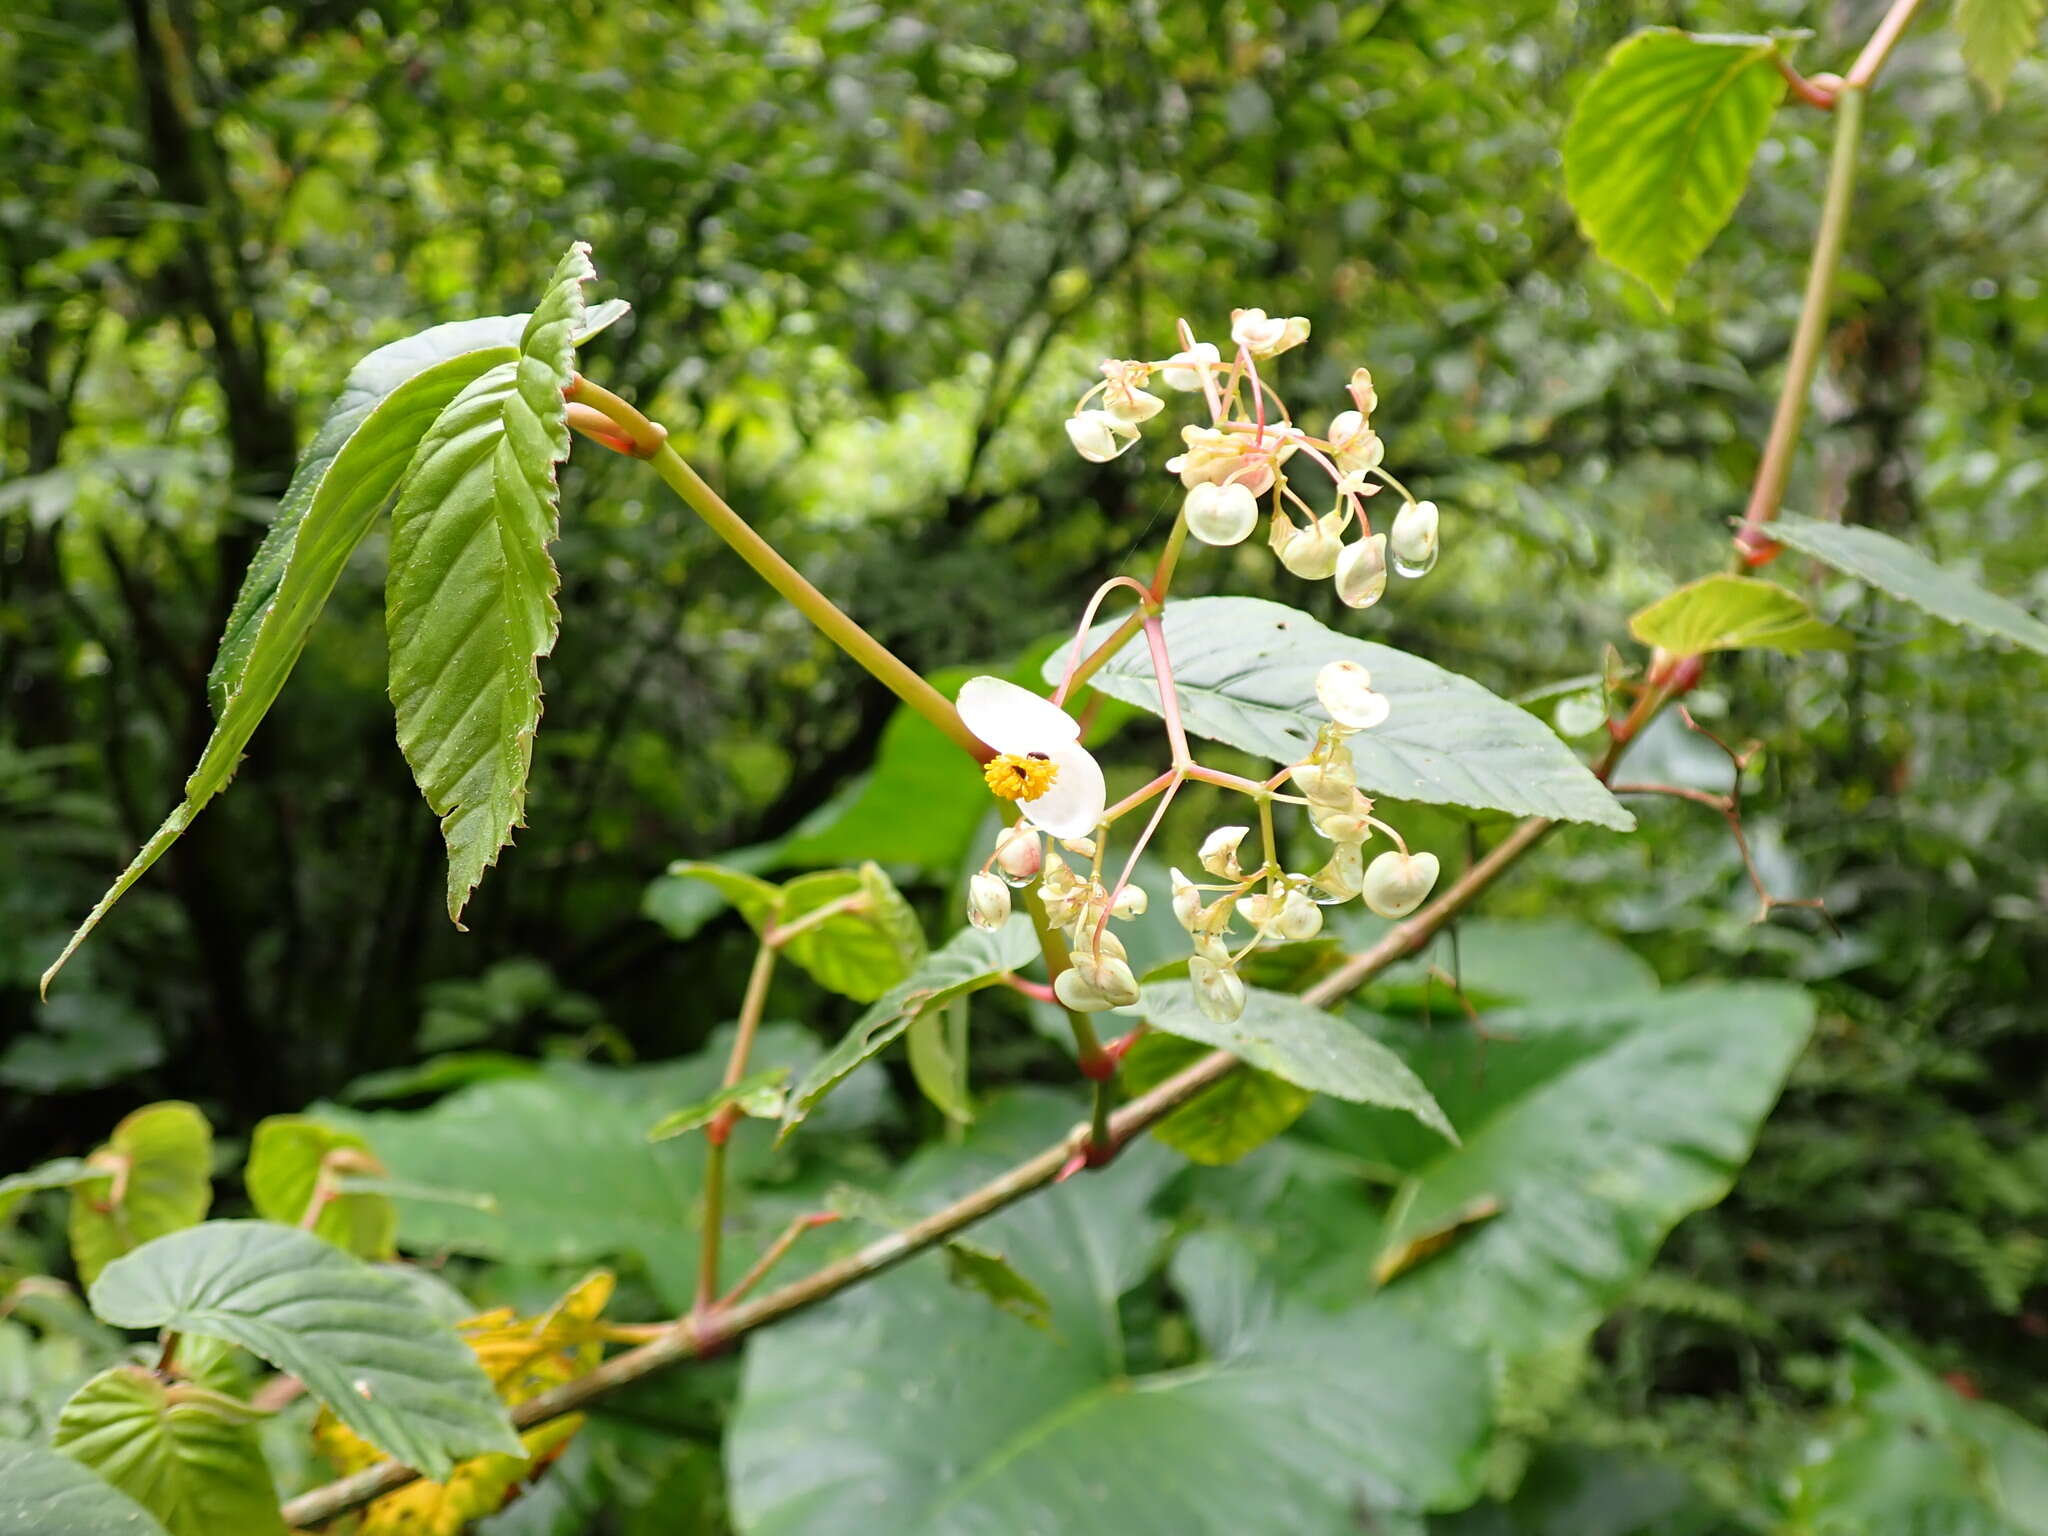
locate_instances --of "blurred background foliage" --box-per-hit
[3,0,2046,1529]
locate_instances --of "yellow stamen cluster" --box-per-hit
[983,752,1059,803]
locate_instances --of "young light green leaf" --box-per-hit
[905,998,974,1125]
[68,1102,213,1286]
[1629,573,1852,656]
[1051,597,1633,830]
[0,1438,173,1536]
[646,1068,792,1141]
[825,1183,1052,1330]
[1143,981,1456,1144]
[244,1116,396,1260]
[388,242,593,924]
[781,917,1039,1141]
[1770,512,2048,656]
[0,1155,98,1225]
[659,861,926,1003]
[1954,0,2044,106]
[1121,1031,1310,1165]
[1563,29,1785,306]
[87,1220,520,1479]
[53,1366,285,1536]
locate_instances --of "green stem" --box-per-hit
[697,939,779,1315]
[1735,84,1864,555]
[644,442,982,760]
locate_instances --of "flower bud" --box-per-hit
[1290,747,1356,810]
[1062,836,1098,859]
[1362,850,1440,919]
[1316,659,1391,731]
[1160,341,1221,392]
[1199,825,1251,880]
[1065,409,1135,463]
[1058,951,1140,1011]
[1169,867,1204,932]
[967,871,1011,931]
[1389,499,1439,576]
[1193,931,1232,965]
[1230,307,1310,359]
[1053,965,1111,1013]
[1308,791,1373,845]
[1110,883,1149,920]
[1276,886,1324,942]
[1309,841,1364,903]
[1334,533,1389,610]
[1190,956,1247,1023]
[1348,367,1379,417]
[1239,891,1280,928]
[1183,481,1259,547]
[993,823,1042,886]
[1276,513,1342,581]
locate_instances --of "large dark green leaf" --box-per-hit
[1770,512,2048,656]
[1562,29,1784,305]
[53,1366,285,1536]
[386,243,593,923]
[780,916,1040,1140]
[87,1220,519,1479]
[67,1102,213,1286]
[728,1096,1493,1533]
[1143,980,1456,1143]
[1367,983,1814,1362]
[1049,597,1633,830]
[0,1439,172,1536]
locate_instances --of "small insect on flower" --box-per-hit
[957,677,1106,840]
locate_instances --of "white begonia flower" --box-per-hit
[1363,850,1440,918]
[1099,360,1164,424]
[1183,481,1260,547]
[1190,956,1247,1023]
[1167,424,1297,498]
[1325,410,1384,476]
[1065,409,1138,463]
[993,823,1042,886]
[1275,512,1343,581]
[1199,825,1251,880]
[1316,660,1392,731]
[1335,532,1389,610]
[1160,340,1222,392]
[967,871,1012,931]
[958,676,1106,841]
[1389,499,1440,574]
[1230,307,1311,359]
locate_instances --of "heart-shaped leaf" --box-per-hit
[67,1102,213,1286]
[87,1220,519,1479]
[244,1116,396,1259]
[656,861,925,1003]
[1629,573,1851,657]
[1050,597,1633,830]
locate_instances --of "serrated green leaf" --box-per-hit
[1563,29,1784,305]
[388,242,593,924]
[1143,981,1456,1143]
[646,1068,791,1141]
[658,860,925,1003]
[244,1116,396,1259]
[780,917,1039,1141]
[0,1438,173,1536]
[1770,512,2048,655]
[1955,0,2044,106]
[53,1366,286,1536]
[0,1156,97,1225]
[1629,572,1852,657]
[88,1220,520,1479]
[68,1102,213,1286]
[1050,597,1633,830]
[1121,1031,1310,1164]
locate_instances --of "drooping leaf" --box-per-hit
[1121,1030,1311,1165]
[646,1069,791,1141]
[87,1220,520,1479]
[67,1101,213,1286]
[0,1438,173,1536]
[1367,983,1814,1363]
[0,1156,98,1226]
[387,243,593,923]
[1143,981,1456,1143]
[729,1097,1493,1532]
[52,1366,285,1536]
[1050,597,1633,830]
[780,916,1039,1140]
[1770,512,2048,656]
[244,1115,397,1259]
[1562,29,1785,306]
[826,1184,1052,1329]
[1629,572,1851,657]
[657,861,926,1003]
[1954,0,2044,106]
[905,998,974,1125]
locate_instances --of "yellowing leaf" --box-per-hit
[1372,1194,1505,1286]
